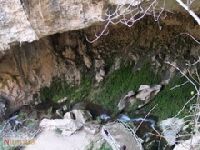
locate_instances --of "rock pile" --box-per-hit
[118,84,162,111]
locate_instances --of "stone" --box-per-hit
[64,110,92,124]
[83,55,92,68]
[95,72,104,83]
[95,59,105,83]
[57,97,67,104]
[62,105,68,111]
[55,109,63,118]
[117,90,136,111]
[114,57,121,70]
[99,69,105,77]
[84,123,100,135]
[136,85,161,101]
[118,85,161,111]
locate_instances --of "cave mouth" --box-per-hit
[1,14,199,119]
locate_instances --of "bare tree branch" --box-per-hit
[176,0,200,25]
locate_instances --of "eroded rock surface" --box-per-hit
[0,0,200,51]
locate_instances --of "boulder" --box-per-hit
[64,110,92,124]
[40,118,83,136]
[25,127,102,150]
[136,85,161,101]
[101,122,143,150]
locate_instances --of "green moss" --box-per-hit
[89,62,160,115]
[99,143,112,150]
[144,76,194,120]
[39,60,195,121]
[90,62,194,120]
[40,75,92,104]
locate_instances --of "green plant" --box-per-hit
[39,75,92,104]
[143,75,194,120]
[99,143,112,150]
[89,62,160,115]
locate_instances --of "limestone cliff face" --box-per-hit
[0,34,82,113]
[1,0,200,51]
[0,0,105,51]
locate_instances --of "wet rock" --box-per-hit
[117,115,156,128]
[160,118,184,146]
[117,114,131,122]
[100,114,111,122]
[8,115,23,131]
[62,105,68,112]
